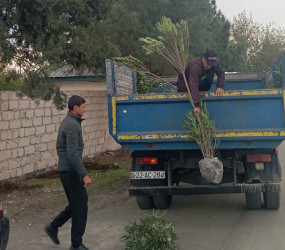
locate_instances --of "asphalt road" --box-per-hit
[8,141,285,250]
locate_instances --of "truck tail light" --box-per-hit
[0,200,3,218]
[136,157,158,165]
[247,154,271,162]
[275,149,279,155]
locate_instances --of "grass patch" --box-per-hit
[9,165,130,195]
[22,176,61,187]
[0,152,131,195]
[87,169,129,191]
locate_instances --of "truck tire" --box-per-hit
[245,192,261,209]
[136,196,154,209]
[153,195,172,209]
[263,192,280,210]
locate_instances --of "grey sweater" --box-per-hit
[56,112,87,177]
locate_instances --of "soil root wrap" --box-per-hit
[199,157,223,184]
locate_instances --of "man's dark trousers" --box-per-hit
[51,171,88,247]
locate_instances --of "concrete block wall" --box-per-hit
[0,89,120,181]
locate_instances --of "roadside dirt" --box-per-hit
[0,150,131,227]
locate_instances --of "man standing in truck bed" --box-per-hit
[45,95,92,250]
[177,49,225,116]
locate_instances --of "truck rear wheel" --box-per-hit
[263,192,280,210]
[245,192,261,209]
[153,195,172,209]
[136,196,154,209]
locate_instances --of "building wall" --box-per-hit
[0,89,120,181]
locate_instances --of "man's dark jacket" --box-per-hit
[56,112,87,177]
[177,56,225,107]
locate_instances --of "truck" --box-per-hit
[105,52,285,210]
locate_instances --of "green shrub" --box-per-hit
[184,101,220,158]
[122,210,178,250]
[136,73,171,94]
[136,72,157,93]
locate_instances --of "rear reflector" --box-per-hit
[0,200,3,218]
[136,157,158,165]
[247,154,271,162]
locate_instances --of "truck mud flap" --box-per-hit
[129,183,281,196]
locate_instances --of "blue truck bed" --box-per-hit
[106,60,285,151]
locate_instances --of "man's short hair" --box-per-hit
[203,49,218,67]
[68,95,86,111]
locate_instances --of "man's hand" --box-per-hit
[83,175,92,187]
[194,107,200,116]
[216,87,224,96]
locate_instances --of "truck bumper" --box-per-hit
[129,183,281,196]
[0,216,9,250]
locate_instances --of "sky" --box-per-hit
[215,0,285,28]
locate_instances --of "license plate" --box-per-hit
[130,171,165,179]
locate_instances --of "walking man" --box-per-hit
[45,95,92,250]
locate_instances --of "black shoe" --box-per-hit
[44,222,60,245]
[70,244,90,250]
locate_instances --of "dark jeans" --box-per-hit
[51,171,88,247]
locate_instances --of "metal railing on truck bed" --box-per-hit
[105,59,267,94]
